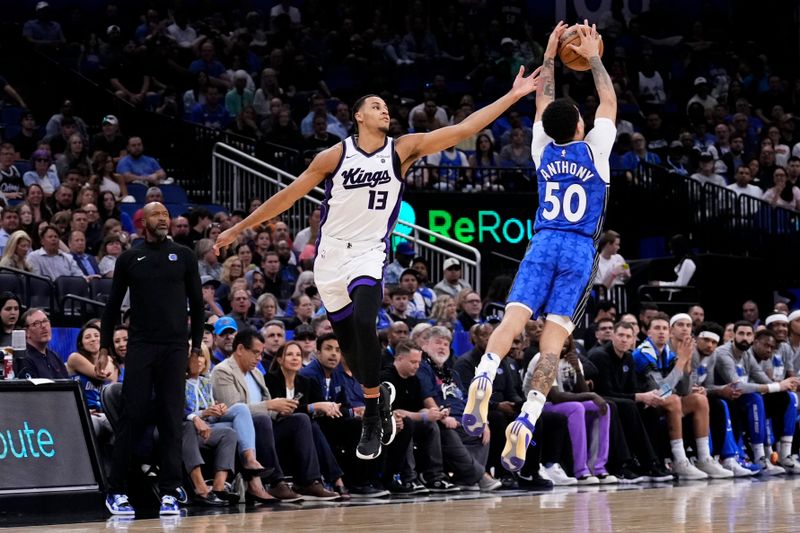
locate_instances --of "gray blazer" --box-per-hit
[210,356,276,419]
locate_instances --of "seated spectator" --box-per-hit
[66,322,118,437]
[0,143,24,200]
[23,2,66,48]
[428,145,472,192]
[429,295,457,330]
[55,134,91,181]
[388,287,424,327]
[48,185,74,214]
[0,206,19,253]
[24,184,53,224]
[385,241,415,285]
[481,275,512,320]
[468,133,502,191]
[265,342,349,497]
[191,85,231,131]
[433,258,472,298]
[251,293,282,330]
[14,308,68,379]
[651,234,696,288]
[228,106,262,140]
[0,292,21,346]
[91,115,127,162]
[211,316,238,367]
[189,41,230,89]
[92,151,128,201]
[225,71,254,117]
[226,288,253,331]
[621,133,661,174]
[380,340,460,493]
[726,165,762,198]
[68,230,100,277]
[291,209,320,256]
[23,149,60,196]
[299,93,337,137]
[456,290,484,331]
[200,276,224,317]
[29,224,85,280]
[762,166,800,211]
[303,112,341,163]
[499,127,535,175]
[235,242,256,271]
[0,230,33,272]
[283,294,314,330]
[10,110,43,160]
[523,335,616,484]
[689,152,727,187]
[399,268,435,317]
[184,345,268,505]
[291,324,317,366]
[97,234,123,278]
[210,329,337,501]
[594,230,631,289]
[216,255,245,306]
[196,238,221,280]
[416,326,501,490]
[116,137,168,185]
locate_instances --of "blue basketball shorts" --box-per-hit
[506,230,598,325]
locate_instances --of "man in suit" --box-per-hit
[68,230,101,277]
[211,328,338,500]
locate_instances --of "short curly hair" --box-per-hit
[542,98,581,144]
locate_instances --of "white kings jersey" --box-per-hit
[317,135,404,249]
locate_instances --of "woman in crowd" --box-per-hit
[24,183,53,223]
[0,230,34,272]
[98,234,124,278]
[205,222,223,243]
[99,191,134,233]
[0,292,21,346]
[196,238,222,280]
[216,256,245,305]
[112,324,128,381]
[66,322,119,438]
[236,242,256,271]
[285,271,315,317]
[23,150,60,196]
[17,204,37,237]
[250,293,282,330]
[468,133,502,191]
[184,344,275,505]
[92,151,128,201]
[265,342,350,498]
[252,228,271,266]
[430,295,458,330]
[56,133,92,179]
[762,166,800,211]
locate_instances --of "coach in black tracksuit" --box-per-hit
[99,202,204,500]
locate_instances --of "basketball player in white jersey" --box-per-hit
[214,66,541,459]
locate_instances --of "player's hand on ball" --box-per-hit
[567,20,602,59]
[545,21,569,57]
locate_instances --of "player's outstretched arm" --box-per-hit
[535,21,568,122]
[213,144,341,255]
[396,65,541,166]
[569,21,616,122]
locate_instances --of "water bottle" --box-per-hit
[3,349,13,380]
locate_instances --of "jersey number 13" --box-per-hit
[541,183,587,222]
[368,190,388,210]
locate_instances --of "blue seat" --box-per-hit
[165,203,189,218]
[126,183,148,203]
[13,160,32,175]
[161,184,189,205]
[118,203,141,218]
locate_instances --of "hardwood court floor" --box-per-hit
[5,477,800,532]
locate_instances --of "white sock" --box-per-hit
[695,437,711,462]
[475,353,501,382]
[780,437,793,459]
[752,443,766,462]
[520,390,546,425]
[671,439,688,463]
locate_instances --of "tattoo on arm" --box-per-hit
[542,58,555,98]
[531,352,559,396]
[589,56,613,94]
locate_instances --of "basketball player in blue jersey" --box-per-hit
[214,66,541,460]
[462,21,618,472]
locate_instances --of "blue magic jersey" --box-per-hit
[531,118,616,240]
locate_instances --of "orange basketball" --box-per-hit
[558,24,604,71]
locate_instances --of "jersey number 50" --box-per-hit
[541,182,587,222]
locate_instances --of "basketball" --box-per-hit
[558,24,604,71]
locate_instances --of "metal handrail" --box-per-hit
[212,142,482,292]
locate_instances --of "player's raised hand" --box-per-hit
[510,64,542,98]
[568,20,602,59]
[545,21,569,57]
[213,227,239,256]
